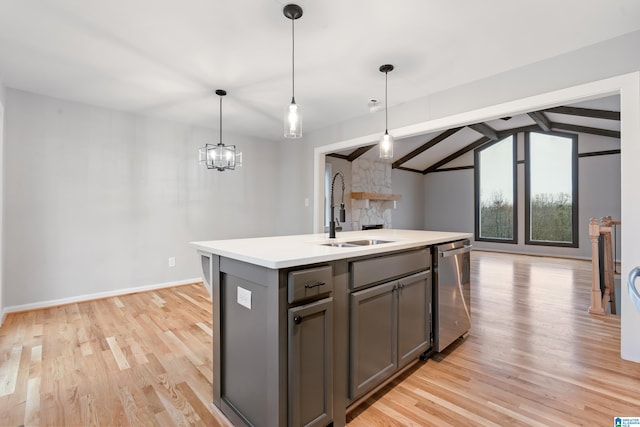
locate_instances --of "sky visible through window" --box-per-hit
[529,132,572,199]
[479,134,571,203]
[479,137,513,205]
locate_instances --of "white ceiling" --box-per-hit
[0,1,638,142]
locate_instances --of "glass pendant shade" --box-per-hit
[284,99,302,138]
[379,131,394,159]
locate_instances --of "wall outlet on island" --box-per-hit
[168,257,176,267]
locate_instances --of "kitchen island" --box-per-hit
[192,229,471,427]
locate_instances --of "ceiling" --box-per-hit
[0,1,638,142]
[327,95,622,173]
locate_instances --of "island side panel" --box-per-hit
[217,256,286,427]
[212,254,221,407]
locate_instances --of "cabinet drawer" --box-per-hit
[350,248,430,290]
[288,265,333,304]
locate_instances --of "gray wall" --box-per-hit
[277,30,640,235]
[3,89,279,308]
[423,132,621,259]
[391,168,426,230]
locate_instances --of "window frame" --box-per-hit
[524,130,579,248]
[474,135,518,244]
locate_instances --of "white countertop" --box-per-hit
[191,229,472,269]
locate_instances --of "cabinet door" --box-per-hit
[349,281,397,399]
[397,270,431,368]
[288,298,333,427]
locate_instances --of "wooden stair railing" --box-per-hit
[589,216,620,315]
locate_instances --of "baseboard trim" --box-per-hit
[1,277,203,323]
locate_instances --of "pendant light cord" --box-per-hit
[291,17,295,101]
[219,95,223,144]
[384,71,388,132]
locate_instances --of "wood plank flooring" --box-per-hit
[347,251,640,426]
[0,251,639,426]
[0,284,229,426]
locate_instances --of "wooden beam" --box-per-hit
[427,165,474,173]
[527,111,551,132]
[544,106,620,121]
[551,122,620,139]
[578,149,621,158]
[395,166,423,174]
[423,136,491,174]
[496,124,541,139]
[391,127,463,169]
[348,144,376,161]
[326,153,350,160]
[468,123,498,140]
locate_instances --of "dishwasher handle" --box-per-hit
[439,244,473,258]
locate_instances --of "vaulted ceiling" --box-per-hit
[0,1,638,144]
[327,96,621,173]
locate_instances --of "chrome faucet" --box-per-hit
[330,171,346,239]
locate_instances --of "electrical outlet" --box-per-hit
[304,198,309,207]
[168,257,176,267]
[237,286,252,309]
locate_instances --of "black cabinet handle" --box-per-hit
[294,316,302,324]
[304,281,326,289]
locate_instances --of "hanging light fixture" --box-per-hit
[283,3,303,139]
[379,64,394,159]
[198,89,243,171]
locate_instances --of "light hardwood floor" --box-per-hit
[1,251,639,426]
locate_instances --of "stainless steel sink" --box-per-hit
[321,242,358,248]
[346,239,394,246]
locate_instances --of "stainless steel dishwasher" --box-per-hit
[434,239,472,352]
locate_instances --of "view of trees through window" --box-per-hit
[526,132,577,246]
[476,136,515,242]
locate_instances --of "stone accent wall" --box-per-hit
[351,158,393,230]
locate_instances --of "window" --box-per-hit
[474,135,517,243]
[525,131,578,247]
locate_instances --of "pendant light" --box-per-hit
[283,4,303,139]
[198,89,243,171]
[379,64,394,159]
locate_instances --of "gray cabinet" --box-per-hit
[288,298,333,427]
[397,271,432,368]
[349,270,431,400]
[349,281,397,399]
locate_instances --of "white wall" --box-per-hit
[3,89,279,309]
[424,132,621,259]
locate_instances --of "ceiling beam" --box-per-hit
[423,136,491,174]
[395,166,423,174]
[326,153,349,160]
[468,123,498,140]
[527,111,551,132]
[551,122,620,139]
[497,124,541,139]
[392,127,463,169]
[544,106,620,121]
[347,144,376,161]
